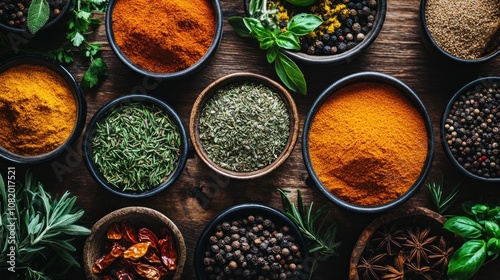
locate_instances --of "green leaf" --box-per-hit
[58,224,91,235]
[487,238,500,256]
[274,52,307,95]
[484,221,500,238]
[266,44,279,63]
[444,216,484,239]
[472,204,489,215]
[285,0,318,6]
[81,57,109,89]
[276,31,300,50]
[76,10,91,21]
[243,18,274,39]
[228,16,252,38]
[447,240,486,280]
[249,0,263,16]
[287,13,323,36]
[27,0,50,34]
[259,36,276,50]
[69,31,85,47]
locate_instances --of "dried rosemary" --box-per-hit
[198,81,290,172]
[91,102,181,192]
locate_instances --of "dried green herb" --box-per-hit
[92,102,181,192]
[198,81,290,172]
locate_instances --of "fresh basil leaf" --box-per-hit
[444,216,484,239]
[249,0,263,16]
[484,220,500,238]
[244,18,274,39]
[487,238,500,256]
[462,201,477,216]
[228,16,252,38]
[277,31,300,50]
[285,0,317,6]
[447,240,486,280]
[27,0,50,34]
[259,36,276,50]
[487,206,500,219]
[472,203,489,215]
[267,44,279,63]
[287,13,323,36]
[275,52,306,95]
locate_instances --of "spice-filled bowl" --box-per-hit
[105,0,223,79]
[303,72,434,213]
[189,72,299,179]
[243,0,386,65]
[349,207,462,280]
[83,206,186,280]
[82,94,188,198]
[194,203,309,279]
[0,55,86,165]
[441,76,500,182]
[419,0,500,63]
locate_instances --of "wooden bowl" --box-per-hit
[83,206,187,280]
[189,72,299,179]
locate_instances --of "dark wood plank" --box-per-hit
[1,0,499,279]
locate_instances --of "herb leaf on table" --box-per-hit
[27,0,50,34]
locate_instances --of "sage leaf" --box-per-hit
[275,52,306,95]
[447,240,486,280]
[228,16,252,38]
[487,238,500,256]
[267,44,279,63]
[287,13,323,36]
[444,216,484,239]
[27,0,50,34]
[285,0,318,6]
[277,31,300,50]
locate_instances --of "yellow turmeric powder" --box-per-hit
[0,64,76,156]
[308,82,428,206]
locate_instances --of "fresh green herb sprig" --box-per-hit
[0,171,91,279]
[228,0,322,95]
[426,179,460,215]
[92,102,182,192]
[279,189,341,279]
[443,201,500,280]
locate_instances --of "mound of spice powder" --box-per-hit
[112,0,216,73]
[425,0,500,60]
[308,82,428,206]
[0,64,76,156]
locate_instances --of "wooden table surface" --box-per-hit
[1,0,499,279]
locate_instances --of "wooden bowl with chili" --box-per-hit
[83,206,187,280]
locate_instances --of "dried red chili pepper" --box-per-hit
[115,268,134,280]
[160,235,177,271]
[138,227,159,251]
[92,242,126,273]
[121,221,139,244]
[144,248,162,264]
[123,242,150,261]
[132,263,161,280]
[107,222,122,241]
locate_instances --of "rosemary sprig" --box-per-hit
[0,171,90,279]
[279,188,341,279]
[426,178,460,215]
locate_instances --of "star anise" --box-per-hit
[372,224,406,256]
[403,227,436,265]
[357,253,387,280]
[405,261,432,280]
[381,251,406,280]
[428,236,454,275]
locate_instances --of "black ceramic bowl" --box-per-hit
[105,0,223,79]
[419,0,499,63]
[0,0,73,37]
[0,55,86,165]
[441,76,500,183]
[82,94,188,198]
[194,203,310,279]
[303,72,434,213]
[243,0,386,65]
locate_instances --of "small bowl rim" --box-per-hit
[0,54,86,165]
[302,71,435,213]
[419,0,500,63]
[189,72,300,179]
[440,76,500,183]
[243,0,387,65]
[0,0,73,35]
[193,203,310,280]
[82,94,188,198]
[105,0,223,79]
[83,206,187,280]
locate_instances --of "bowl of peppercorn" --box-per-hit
[419,0,500,63]
[441,76,500,182]
[0,0,73,38]
[243,0,386,65]
[83,206,187,280]
[194,203,309,280]
[189,72,299,179]
[82,94,189,198]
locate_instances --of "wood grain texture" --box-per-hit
[1,0,499,279]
